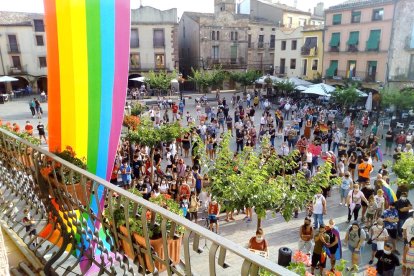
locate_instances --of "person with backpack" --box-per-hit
[343,222,367,270]
[312,191,327,229]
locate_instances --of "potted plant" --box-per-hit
[42,146,90,206]
[105,190,184,272]
[123,115,140,131]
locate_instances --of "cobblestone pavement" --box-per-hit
[0,93,410,275]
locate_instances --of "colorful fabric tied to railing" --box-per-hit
[43,0,130,273]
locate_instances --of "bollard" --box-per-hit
[277,247,292,267]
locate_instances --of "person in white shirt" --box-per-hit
[279,142,290,156]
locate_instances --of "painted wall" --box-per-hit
[301,29,324,80]
[273,27,303,77]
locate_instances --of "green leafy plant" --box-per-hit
[130,102,148,116]
[393,152,414,188]
[274,80,295,96]
[106,190,184,239]
[53,146,87,185]
[330,85,360,111]
[146,70,176,95]
[126,118,185,183]
[230,70,262,92]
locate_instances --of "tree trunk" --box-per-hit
[150,148,155,184]
[257,217,262,232]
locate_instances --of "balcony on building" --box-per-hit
[301,37,318,56]
[347,31,359,52]
[8,65,27,75]
[366,30,381,51]
[7,43,20,54]
[334,69,377,82]
[129,63,170,72]
[205,57,246,69]
[329,33,340,52]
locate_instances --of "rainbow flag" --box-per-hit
[382,182,397,205]
[44,0,130,180]
[44,0,130,273]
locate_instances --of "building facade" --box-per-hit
[273,27,303,77]
[387,0,414,88]
[179,0,250,76]
[323,0,395,88]
[129,6,179,79]
[301,26,324,80]
[247,20,276,74]
[238,0,312,28]
[0,11,47,92]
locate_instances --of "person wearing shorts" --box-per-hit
[208,199,220,233]
[311,226,328,275]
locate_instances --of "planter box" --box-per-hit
[119,225,182,273]
[41,171,92,206]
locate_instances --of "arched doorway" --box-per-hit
[128,74,142,89]
[37,76,48,92]
[11,76,29,91]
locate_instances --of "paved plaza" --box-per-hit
[0,93,409,275]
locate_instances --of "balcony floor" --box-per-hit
[1,227,29,272]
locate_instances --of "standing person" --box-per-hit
[403,237,414,276]
[346,183,369,223]
[383,202,400,255]
[22,208,39,247]
[312,191,327,229]
[343,222,366,270]
[34,98,42,118]
[396,192,412,239]
[340,172,353,206]
[357,157,373,183]
[208,198,220,233]
[325,221,340,272]
[311,226,328,275]
[342,114,351,137]
[37,121,47,144]
[332,129,343,154]
[304,119,312,140]
[369,218,389,265]
[298,217,313,255]
[375,242,400,276]
[385,128,395,155]
[361,182,375,222]
[188,192,200,222]
[29,99,36,117]
[24,121,34,136]
[120,158,132,189]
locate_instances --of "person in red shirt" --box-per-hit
[248,228,269,255]
[208,199,220,233]
[12,123,20,133]
[24,121,34,136]
[172,103,178,122]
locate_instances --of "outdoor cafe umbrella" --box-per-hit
[130,76,147,82]
[255,75,283,84]
[288,77,313,87]
[301,83,336,97]
[0,76,18,94]
[365,92,373,111]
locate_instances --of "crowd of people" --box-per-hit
[113,89,413,275]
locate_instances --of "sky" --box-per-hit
[0,0,345,17]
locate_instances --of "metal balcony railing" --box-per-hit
[0,128,294,276]
[7,43,20,53]
[205,57,247,69]
[8,65,27,75]
[333,70,377,82]
[129,63,172,71]
[301,46,318,56]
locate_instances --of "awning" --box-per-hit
[326,61,338,77]
[366,30,381,51]
[333,14,342,25]
[329,33,340,47]
[347,31,359,45]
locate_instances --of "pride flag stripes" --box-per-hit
[44,0,130,180]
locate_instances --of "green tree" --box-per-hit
[230,70,261,92]
[380,88,414,115]
[393,152,414,188]
[146,70,176,95]
[126,118,185,183]
[274,80,295,96]
[330,86,360,111]
[189,67,226,92]
[209,135,336,231]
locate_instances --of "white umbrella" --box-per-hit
[295,85,308,91]
[288,77,313,87]
[301,83,336,96]
[0,76,18,82]
[171,79,179,83]
[356,89,368,97]
[365,92,373,111]
[255,75,283,84]
[130,76,147,82]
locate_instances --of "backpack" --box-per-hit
[348,226,370,243]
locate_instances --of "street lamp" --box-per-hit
[178,72,184,101]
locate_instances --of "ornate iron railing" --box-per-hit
[0,127,295,275]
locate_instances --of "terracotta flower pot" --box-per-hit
[119,225,182,273]
[47,176,92,206]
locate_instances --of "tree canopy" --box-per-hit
[229,70,261,91]
[146,70,176,93]
[188,67,226,92]
[330,86,360,110]
[393,152,414,188]
[208,134,337,229]
[380,87,414,111]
